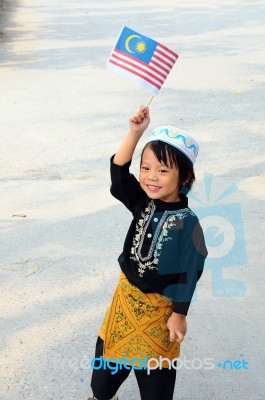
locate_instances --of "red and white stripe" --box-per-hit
[107,42,178,93]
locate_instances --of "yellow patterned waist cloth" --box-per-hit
[99,272,180,368]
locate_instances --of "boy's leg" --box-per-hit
[134,364,177,400]
[90,336,131,400]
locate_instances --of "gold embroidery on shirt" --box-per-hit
[130,200,193,277]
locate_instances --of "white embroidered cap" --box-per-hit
[146,126,199,165]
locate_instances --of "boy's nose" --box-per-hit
[147,172,158,181]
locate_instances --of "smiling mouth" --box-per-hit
[147,185,161,192]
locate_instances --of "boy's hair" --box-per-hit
[140,141,195,192]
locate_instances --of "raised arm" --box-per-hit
[113,105,150,166]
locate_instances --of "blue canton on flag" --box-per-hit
[107,26,179,94]
[115,26,158,64]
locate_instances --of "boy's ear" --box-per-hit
[183,172,192,186]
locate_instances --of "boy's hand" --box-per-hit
[112,105,150,166]
[167,312,187,343]
[129,105,150,136]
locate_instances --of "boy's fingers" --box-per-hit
[175,330,184,343]
[130,115,140,123]
[130,106,149,125]
[169,329,176,342]
[135,111,145,123]
[136,113,143,123]
[140,104,147,112]
[139,110,145,121]
[169,329,184,343]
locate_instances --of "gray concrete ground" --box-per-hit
[0,0,265,399]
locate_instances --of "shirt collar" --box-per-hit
[153,193,188,211]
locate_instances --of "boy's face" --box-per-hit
[139,146,181,202]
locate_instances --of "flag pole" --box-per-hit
[146,94,156,107]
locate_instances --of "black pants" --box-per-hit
[90,336,177,400]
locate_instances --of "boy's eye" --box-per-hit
[141,166,149,170]
[159,169,168,173]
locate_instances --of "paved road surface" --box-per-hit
[0,1,264,399]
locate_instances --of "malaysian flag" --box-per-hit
[107,26,179,94]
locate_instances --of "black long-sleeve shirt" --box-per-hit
[110,156,208,315]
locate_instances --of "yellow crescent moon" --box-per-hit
[125,34,141,53]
